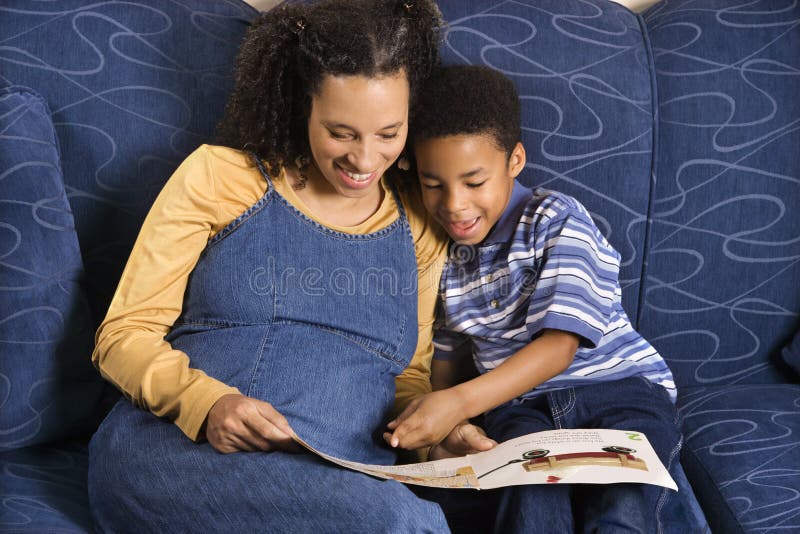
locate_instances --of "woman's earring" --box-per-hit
[397,156,411,171]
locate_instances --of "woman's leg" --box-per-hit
[89,401,449,534]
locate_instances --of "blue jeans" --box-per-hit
[484,377,692,534]
[91,401,448,534]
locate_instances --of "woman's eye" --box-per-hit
[422,183,442,190]
[380,133,399,140]
[330,131,351,140]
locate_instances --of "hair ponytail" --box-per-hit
[393,0,444,99]
[217,4,309,171]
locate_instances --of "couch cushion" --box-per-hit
[0,0,256,328]
[782,328,800,376]
[639,0,800,387]
[678,384,800,533]
[436,0,655,323]
[0,87,104,450]
[0,440,91,532]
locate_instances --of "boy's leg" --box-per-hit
[484,396,574,534]
[564,377,689,534]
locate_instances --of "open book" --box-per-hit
[294,428,676,491]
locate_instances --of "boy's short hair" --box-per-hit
[411,65,521,156]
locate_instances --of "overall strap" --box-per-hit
[250,152,275,190]
[388,180,410,223]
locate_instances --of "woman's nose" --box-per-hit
[346,140,378,172]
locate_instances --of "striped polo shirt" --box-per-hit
[434,182,676,403]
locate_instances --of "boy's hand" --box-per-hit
[205,393,300,454]
[429,422,497,460]
[383,388,468,450]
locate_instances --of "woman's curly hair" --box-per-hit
[217,0,444,172]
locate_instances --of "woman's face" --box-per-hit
[307,71,409,200]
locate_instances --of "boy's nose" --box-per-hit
[443,190,467,213]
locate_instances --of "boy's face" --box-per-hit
[415,135,525,245]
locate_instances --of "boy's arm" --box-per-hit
[387,194,615,451]
[386,329,578,450]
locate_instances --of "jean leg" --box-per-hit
[89,401,449,534]
[569,377,687,534]
[485,399,574,534]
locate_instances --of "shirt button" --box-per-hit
[490,299,499,309]
[486,273,494,282]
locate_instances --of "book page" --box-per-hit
[293,436,480,489]
[293,428,676,491]
[467,429,677,490]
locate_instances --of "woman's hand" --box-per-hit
[205,394,299,454]
[429,422,497,460]
[383,388,469,450]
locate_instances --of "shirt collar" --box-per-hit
[480,180,532,246]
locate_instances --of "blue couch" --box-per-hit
[1,0,798,532]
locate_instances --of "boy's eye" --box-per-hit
[466,180,487,188]
[379,133,399,140]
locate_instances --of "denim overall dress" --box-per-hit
[88,157,448,533]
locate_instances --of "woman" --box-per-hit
[88,1,455,531]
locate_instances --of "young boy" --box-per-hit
[385,65,688,532]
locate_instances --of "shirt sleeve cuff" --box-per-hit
[532,314,604,349]
[177,384,242,442]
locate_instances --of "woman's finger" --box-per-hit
[255,401,294,438]
[248,401,302,452]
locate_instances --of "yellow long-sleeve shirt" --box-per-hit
[93,145,447,441]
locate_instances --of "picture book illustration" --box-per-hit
[293,428,677,491]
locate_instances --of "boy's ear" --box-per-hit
[507,142,526,178]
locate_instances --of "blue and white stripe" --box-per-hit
[434,184,676,402]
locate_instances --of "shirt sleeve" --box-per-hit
[92,145,241,441]
[525,195,621,348]
[392,182,448,416]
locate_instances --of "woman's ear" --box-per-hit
[507,142,526,178]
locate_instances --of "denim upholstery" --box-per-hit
[0,442,92,532]
[0,87,103,451]
[639,2,800,531]
[0,0,255,326]
[1,0,798,532]
[784,330,800,375]
[638,0,800,389]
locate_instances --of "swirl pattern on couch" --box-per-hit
[0,0,256,326]
[639,1,800,531]
[639,0,800,388]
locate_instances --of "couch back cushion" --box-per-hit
[437,0,656,323]
[638,1,800,387]
[0,1,255,327]
[0,87,105,450]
